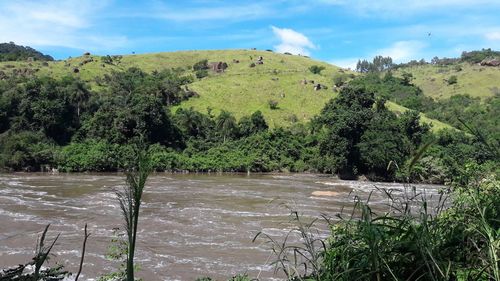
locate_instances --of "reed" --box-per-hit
[115,149,152,281]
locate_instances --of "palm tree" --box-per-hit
[69,79,90,118]
[176,107,202,137]
[216,110,237,142]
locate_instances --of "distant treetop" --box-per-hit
[0,42,54,62]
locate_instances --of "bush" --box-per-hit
[58,141,131,172]
[192,59,208,71]
[309,65,325,74]
[195,69,208,79]
[447,75,458,85]
[0,131,57,171]
[268,99,278,110]
[333,73,349,87]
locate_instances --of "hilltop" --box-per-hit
[393,62,500,100]
[0,42,54,62]
[391,49,500,101]
[0,49,453,130]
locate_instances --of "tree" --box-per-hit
[216,110,237,142]
[65,77,90,118]
[250,111,268,132]
[239,111,268,137]
[317,85,375,178]
[174,107,213,138]
[357,101,409,179]
[356,56,393,73]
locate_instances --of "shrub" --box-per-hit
[447,75,458,85]
[309,65,325,74]
[268,99,278,110]
[195,69,208,79]
[333,73,349,87]
[192,59,208,71]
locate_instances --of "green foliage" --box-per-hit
[58,141,135,172]
[461,48,500,63]
[0,76,83,144]
[195,69,209,79]
[268,99,278,110]
[423,94,499,151]
[238,110,268,137]
[0,131,56,171]
[356,56,393,73]
[216,110,238,142]
[193,59,209,71]
[98,229,128,281]
[309,65,325,74]
[0,42,53,61]
[332,73,351,87]
[349,72,434,112]
[316,85,430,180]
[447,75,458,85]
[100,55,113,65]
[116,149,152,281]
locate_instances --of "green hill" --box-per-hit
[393,62,500,101]
[0,49,454,131]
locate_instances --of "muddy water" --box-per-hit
[0,173,442,280]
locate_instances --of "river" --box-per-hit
[0,173,443,280]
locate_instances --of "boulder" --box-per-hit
[311,191,339,197]
[480,59,500,66]
[208,61,228,72]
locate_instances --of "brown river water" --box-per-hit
[0,173,443,280]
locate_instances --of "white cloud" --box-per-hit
[486,31,500,41]
[329,58,359,70]
[329,40,428,69]
[271,26,316,56]
[376,40,427,62]
[0,0,125,53]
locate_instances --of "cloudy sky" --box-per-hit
[1,0,499,68]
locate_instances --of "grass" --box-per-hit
[385,101,455,132]
[393,62,500,101]
[0,49,458,129]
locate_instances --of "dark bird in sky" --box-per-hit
[428,32,432,36]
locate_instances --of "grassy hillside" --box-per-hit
[0,49,453,131]
[393,62,500,100]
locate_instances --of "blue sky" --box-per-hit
[1,0,500,68]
